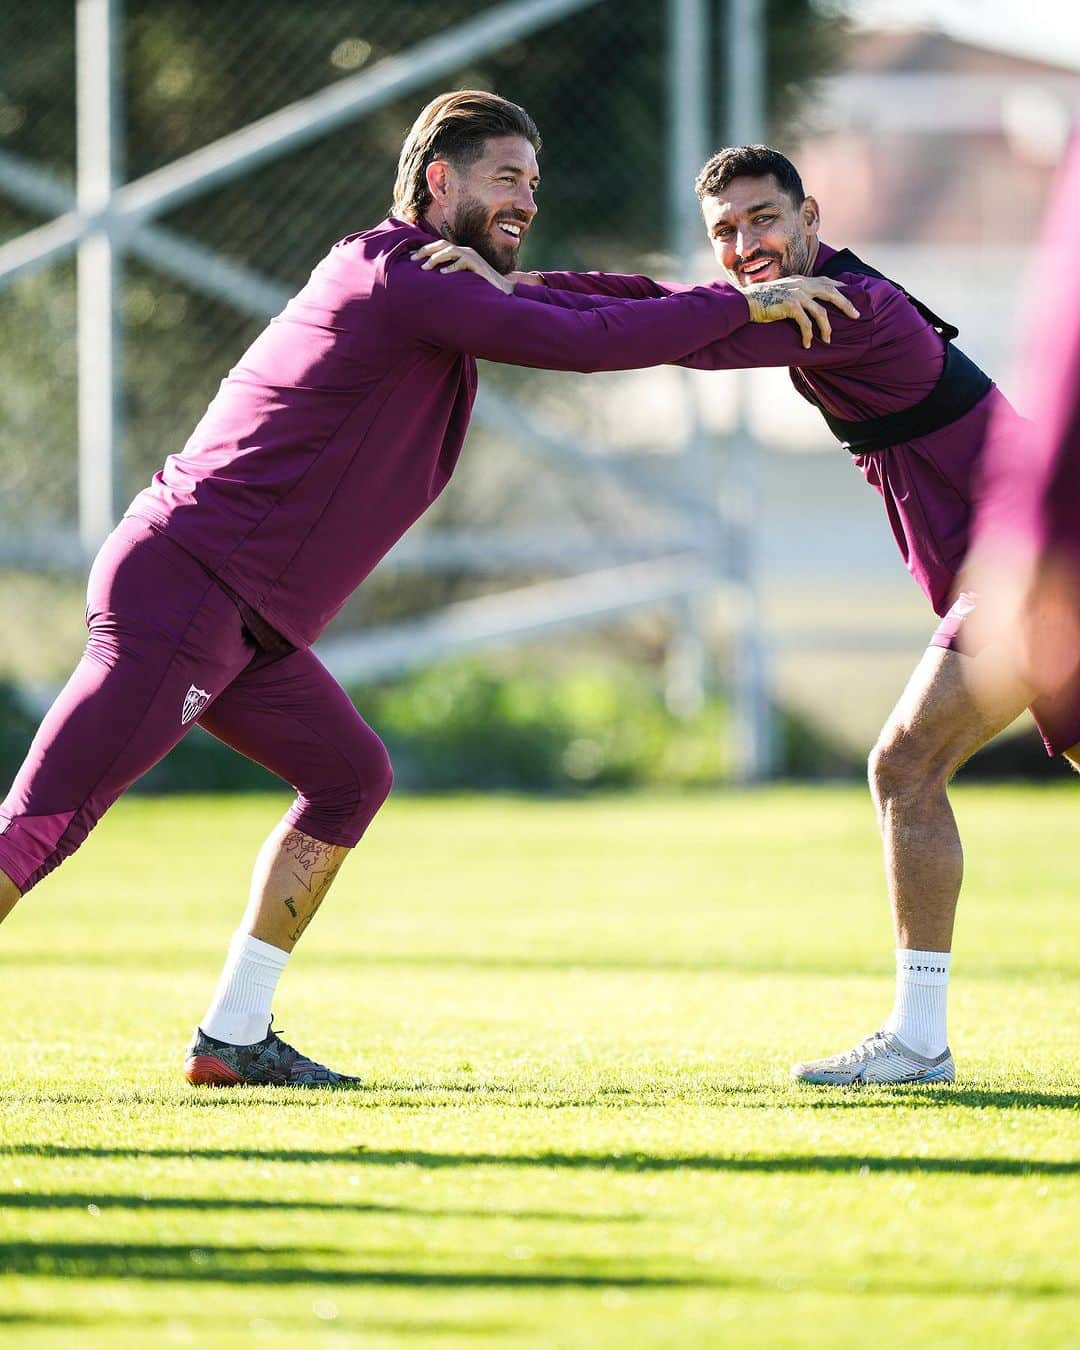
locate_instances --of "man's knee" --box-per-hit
[289,724,393,847]
[868,723,954,803]
[354,732,394,823]
[868,648,1017,805]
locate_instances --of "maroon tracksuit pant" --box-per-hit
[0,518,392,893]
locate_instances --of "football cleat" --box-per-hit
[184,1023,362,1088]
[791,1030,955,1086]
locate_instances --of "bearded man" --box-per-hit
[0,103,851,1086]
[420,142,1037,1086]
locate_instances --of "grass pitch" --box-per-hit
[0,787,1076,1347]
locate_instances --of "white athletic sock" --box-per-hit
[200,933,289,1046]
[883,948,951,1058]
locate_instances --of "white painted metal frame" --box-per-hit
[724,0,773,778]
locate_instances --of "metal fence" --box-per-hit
[7,3,1067,772]
[1,0,783,775]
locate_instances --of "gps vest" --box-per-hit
[789,248,992,454]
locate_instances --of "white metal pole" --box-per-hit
[76,0,123,553]
[725,0,774,780]
[665,0,712,717]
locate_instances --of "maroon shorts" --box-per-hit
[0,518,392,894]
[931,590,1080,756]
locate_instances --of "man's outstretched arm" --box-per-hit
[408,242,860,354]
[520,272,865,356]
[386,247,753,373]
[528,269,686,300]
[502,260,867,359]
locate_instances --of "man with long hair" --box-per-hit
[0,98,851,1087]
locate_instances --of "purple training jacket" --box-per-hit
[127,215,755,647]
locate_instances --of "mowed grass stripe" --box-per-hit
[0,788,1077,1348]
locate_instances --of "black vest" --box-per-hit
[789,248,992,454]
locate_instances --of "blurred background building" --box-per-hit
[1,1,1077,789]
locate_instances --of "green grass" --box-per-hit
[0,787,1076,1347]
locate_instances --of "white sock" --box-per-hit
[883,948,950,1057]
[200,933,289,1046]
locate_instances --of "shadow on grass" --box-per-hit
[0,1242,713,1289]
[2,1145,1074,1176]
[0,1312,72,1326]
[0,1242,1070,1301]
[0,1305,508,1338]
[0,1192,640,1224]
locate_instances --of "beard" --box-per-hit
[781,230,811,276]
[446,195,522,275]
[733,229,811,287]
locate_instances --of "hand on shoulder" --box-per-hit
[409,240,514,294]
[743,275,862,349]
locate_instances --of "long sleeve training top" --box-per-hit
[128,215,753,647]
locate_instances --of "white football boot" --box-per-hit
[791,1030,955,1086]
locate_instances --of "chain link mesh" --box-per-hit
[1,0,845,684]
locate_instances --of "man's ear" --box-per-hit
[802,195,820,233]
[425,159,452,203]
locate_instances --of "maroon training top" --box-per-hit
[538,243,1024,616]
[127,215,753,647]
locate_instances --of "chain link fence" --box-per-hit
[0,1,841,662]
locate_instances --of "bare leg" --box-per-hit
[868,644,1030,951]
[0,869,21,927]
[239,821,351,953]
[1,823,350,951]
[188,821,360,1082]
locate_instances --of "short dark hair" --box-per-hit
[695,145,805,208]
[392,90,541,222]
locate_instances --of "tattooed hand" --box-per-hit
[743,275,861,349]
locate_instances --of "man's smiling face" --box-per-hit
[701,173,820,288]
[430,135,539,275]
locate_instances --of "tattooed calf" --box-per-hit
[277,831,347,943]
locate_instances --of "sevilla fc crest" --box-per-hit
[181,685,211,725]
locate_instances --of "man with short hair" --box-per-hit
[0,102,851,1087]
[421,142,1039,1086]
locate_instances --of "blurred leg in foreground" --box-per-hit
[0,869,18,925]
[965,136,1080,708]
